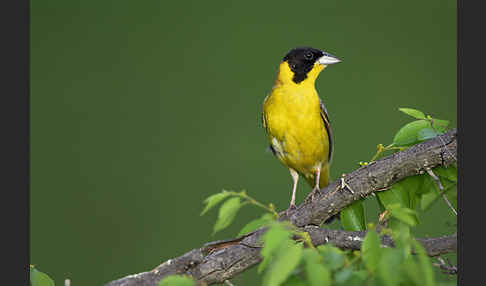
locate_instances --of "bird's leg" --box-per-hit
[285,168,299,216]
[306,166,322,202]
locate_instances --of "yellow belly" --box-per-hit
[263,86,330,180]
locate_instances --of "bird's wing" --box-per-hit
[261,111,266,129]
[261,94,269,130]
[319,99,333,163]
[262,95,278,155]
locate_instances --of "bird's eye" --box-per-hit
[304,52,313,60]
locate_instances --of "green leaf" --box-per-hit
[341,270,370,286]
[302,248,322,263]
[158,275,195,286]
[403,255,425,286]
[421,185,457,211]
[399,108,426,119]
[434,165,457,183]
[445,187,457,211]
[361,230,381,273]
[258,223,292,273]
[201,191,231,215]
[30,267,55,286]
[393,120,429,146]
[376,174,426,212]
[420,166,457,211]
[377,177,422,223]
[390,221,412,258]
[417,128,440,141]
[238,213,274,237]
[387,204,418,226]
[334,268,353,284]
[281,274,307,286]
[301,248,331,286]
[411,239,436,286]
[420,191,440,210]
[262,241,303,286]
[431,119,449,133]
[305,262,331,286]
[213,197,243,234]
[377,248,404,286]
[340,200,366,231]
[317,245,345,271]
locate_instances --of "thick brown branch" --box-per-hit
[104,129,457,286]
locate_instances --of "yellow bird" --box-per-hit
[262,47,341,214]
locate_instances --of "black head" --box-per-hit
[282,47,340,84]
[283,47,324,84]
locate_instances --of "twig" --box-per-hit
[64,279,71,286]
[224,280,235,286]
[426,167,457,216]
[432,257,458,275]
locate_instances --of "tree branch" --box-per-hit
[104,129,457,286]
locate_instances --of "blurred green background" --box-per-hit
[31,0,457,285]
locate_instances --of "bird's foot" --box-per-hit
[285,203,297,216]
[305,187,321,203]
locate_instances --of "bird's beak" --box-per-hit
[318,53,342,65]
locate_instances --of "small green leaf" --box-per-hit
[305,262,331,286]
[393,120,434,146]
[213,197,243,234]
[377,248,404,286]
[420,168,457,212]
[317,245,345,271]
[340,200,366,231]
[377,184,408,209]
[281,274,307,286]
[445,187,457,212]
[201,191,231,216]
[378,175,427,222]
[238,213,274,237]
[399,108,426,119]
[334,268,353,284]
[411,239,436,286]
[361,230,381,273]
[158,275,195,286]
[387,204,418,226]
[344,270,370,286]
[302,248,331,286]
[417,128,440,141]
[420,191,440,210]
[302,248,322,263]
[390,221,412,258]
[431,119,449,133]
[377,177,415,209]
[258,223,292,273]
[434,165,457,183]
[262,241,303,286]
[403,255,422,286]
[30,267,55,286]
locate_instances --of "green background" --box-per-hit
[31,0,457,285]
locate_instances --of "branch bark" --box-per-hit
[105,129,457,286]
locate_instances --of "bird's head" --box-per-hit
[276,47,341,86]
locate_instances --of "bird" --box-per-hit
[262,46,341,214]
